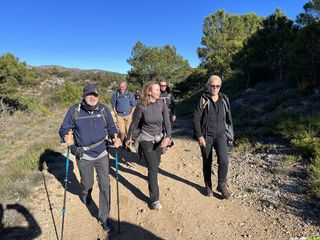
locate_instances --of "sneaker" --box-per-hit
[101,220,113,233]
[205,186,214,197]
[81,194,92,205]
[216,183,231,199]
[151,201,162,211]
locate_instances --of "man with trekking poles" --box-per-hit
[59,83,122,236]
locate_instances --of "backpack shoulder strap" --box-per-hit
[200,96,209,110]
[159,99,164,112]
[100,107,108,125]
[72,103,81,128]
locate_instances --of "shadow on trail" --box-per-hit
[38,149,102,224]
[279,168,320,228]
[107,139,209,200]
[158,167,218,198]
[102,219,163,240]
[0,203,42,240]
[108,145,149,205]
[38,149,82,196]
[40,171,59,240]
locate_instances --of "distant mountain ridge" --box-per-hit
[33,65,127,76]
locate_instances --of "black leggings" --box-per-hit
[200,135,229,188]
[140,141,162,203]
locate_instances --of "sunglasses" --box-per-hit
[210,85,221,89]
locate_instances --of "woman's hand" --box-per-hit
[198,136,206,148]
[160,137,171,148]
[126,139,134,148]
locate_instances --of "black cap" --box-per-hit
[83,83,99,96]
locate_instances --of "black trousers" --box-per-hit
[200,135,229,189]
[140,141,162,203]
[77,155,110,223]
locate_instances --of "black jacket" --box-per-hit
[193,92,234,140]
[160,89,176,115]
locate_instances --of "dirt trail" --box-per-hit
[7,117,320,240]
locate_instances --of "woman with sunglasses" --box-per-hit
[193,75,234,199]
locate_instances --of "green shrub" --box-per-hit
[234,137,263,153]
[175,90,202,116]
[281,154,300,167]
[53,82,82,106]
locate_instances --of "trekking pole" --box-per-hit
[61,146,70,240]
[114,134,121,233]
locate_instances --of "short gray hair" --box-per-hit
[206,75,222,88]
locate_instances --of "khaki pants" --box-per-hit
[116,114,132,141]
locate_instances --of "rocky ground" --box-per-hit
[2,117,320,240]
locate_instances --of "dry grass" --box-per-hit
[0,106,67,204]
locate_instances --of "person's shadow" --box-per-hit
[108,144,150,206]
[0,203,41,240]
[38,149,81,196]
[108,139,217,204]
[38,149,100,225]
[104,219,163,240]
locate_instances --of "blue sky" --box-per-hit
[0,0,307,73]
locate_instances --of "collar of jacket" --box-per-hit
[81,100,100,112]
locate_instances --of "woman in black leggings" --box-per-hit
[126,81,172,210]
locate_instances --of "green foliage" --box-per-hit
[174,67,208,98]
[297,0,320,26]
[233,9,297,86]
[53,82,83,106]
[278,113,320,141]
[265,89,297,111]
[0,53,36,94]
[175,89,202,116]
[127,41,191,86]
[198,10,262,78]
[0,53,37,111]
[281,155,300,167]
[308,236,320,240]
[288,22,320,89]
[275,112,320,199]
[234,137,263,153]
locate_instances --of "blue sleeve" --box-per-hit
[129,92,137,107]
[59,106,75,141]
[104,105,119,138]
[111,92,116,109]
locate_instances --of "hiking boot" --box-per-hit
[151,201,162,211]
[216,183,231,199]
[81,194,93,205]
[101,220,113,233]
[205,186,214,197]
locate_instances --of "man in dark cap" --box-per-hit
[59,83,121,234]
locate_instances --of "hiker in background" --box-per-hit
[193,75,234,199]
[111,81,137,143]
[134,89,141,104]
[159,80,176,122]
[59,83,122,234]
[125,81,172,210]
